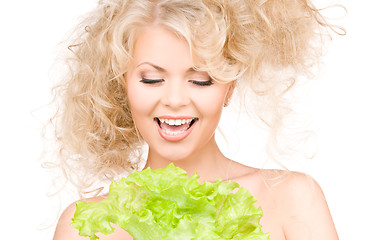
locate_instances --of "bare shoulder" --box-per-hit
[53,195,132,240]
[260,170,339,240]
[234,168,338,240]
[53,195,104,240]
[261,170,322,200]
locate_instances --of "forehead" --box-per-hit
[132,25,193,71]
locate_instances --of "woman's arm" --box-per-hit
[280,172,338,240]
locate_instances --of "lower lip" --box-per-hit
[155,120,196,142]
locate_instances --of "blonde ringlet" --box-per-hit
[49,0,343,197]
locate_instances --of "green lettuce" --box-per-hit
[71,163,270,240]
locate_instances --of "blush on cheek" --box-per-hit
[196,88,227,112]
[127,82,154,109]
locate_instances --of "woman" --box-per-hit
[52,0,339,239]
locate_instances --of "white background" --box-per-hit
[1,0,388,239]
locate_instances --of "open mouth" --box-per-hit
[154,117,198,140]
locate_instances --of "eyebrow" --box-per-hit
[137,62,197,73]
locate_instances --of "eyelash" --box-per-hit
[140,78,163,84]
[190,79,214,86]
[140,78,214,86]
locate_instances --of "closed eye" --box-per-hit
[140,78,164,84]
[190,79,214,86]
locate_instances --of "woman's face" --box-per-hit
[126,25,233,162]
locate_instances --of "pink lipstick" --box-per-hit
[154,116,198,142]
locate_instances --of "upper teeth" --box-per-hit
[159,118,193,126]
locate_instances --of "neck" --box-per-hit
[144,137,232,182]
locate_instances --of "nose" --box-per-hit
[160,79,190,109]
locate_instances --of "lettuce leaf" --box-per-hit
[71,163,270,240]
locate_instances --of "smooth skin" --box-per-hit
[53,25,338,240]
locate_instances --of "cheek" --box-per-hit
[126,81,155,122]
[194,86,228,118]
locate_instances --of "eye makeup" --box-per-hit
[137,66,213,86]
[190,79,214,86]
[140,78,164,84]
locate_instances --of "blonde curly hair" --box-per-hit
[50,0,342,196]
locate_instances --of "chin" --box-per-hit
[153,147,195,163]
